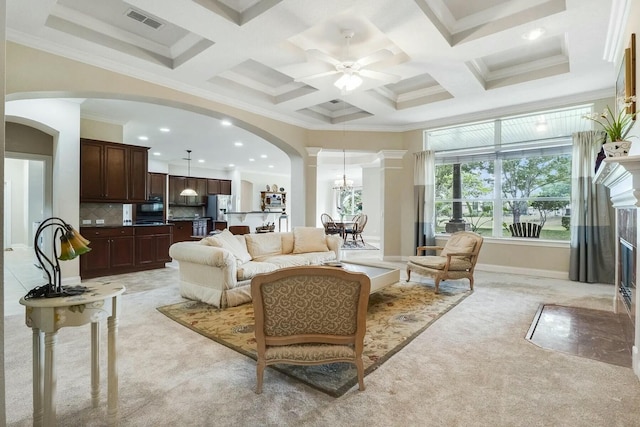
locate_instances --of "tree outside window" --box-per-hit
[336,188,362,219]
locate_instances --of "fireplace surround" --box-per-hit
[597,156,640,378]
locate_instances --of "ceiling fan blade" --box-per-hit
[305,49,342,67]
[360,69,401,84]
[356,49,394,67]
[294,70,340,82]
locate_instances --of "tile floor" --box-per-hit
[4,248,45,316]
[527,304,633,368]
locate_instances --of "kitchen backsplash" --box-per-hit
[80,203,124,226]
[169,206,205,219]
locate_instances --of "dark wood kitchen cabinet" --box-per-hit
[206,179,231,195]
[129,146,149,201]
[80,139,149,203]
[80,225,173,279]
[207,179,220,195]
[80,227,135,279]
[168,176,206,206]
[170,220,197,243]
[148,172,167,200]
[220,180,232,195]
[135,225,173,266]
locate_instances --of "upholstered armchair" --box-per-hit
[406,231,483,293]
[251,266,371,394]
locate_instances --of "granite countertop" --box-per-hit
[168,217,212,221]
[80,223,173,228]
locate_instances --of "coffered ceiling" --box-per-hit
[5,0,622,174]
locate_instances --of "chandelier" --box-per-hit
[333,149,354,191]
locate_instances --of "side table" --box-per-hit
[19,282,126,427]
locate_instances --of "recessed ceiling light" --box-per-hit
[138,136,149,141]
[260,154,268,158]
[159,127,170,133]
[249,158,255,162]
[198,159,205,163]
[221,120,232,126]
[234,141,243,147]
[268,165,274,168]
[229,163,235,167]
[152,152,161,156]
[522,28,545,41]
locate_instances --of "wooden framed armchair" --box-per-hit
[321,213,343,236]
[251,266,371,394]
[406,231,483,293]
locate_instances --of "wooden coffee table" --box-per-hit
[337,261,400,294]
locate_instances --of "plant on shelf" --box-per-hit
[584,99,638,157]
[584,102,637,142]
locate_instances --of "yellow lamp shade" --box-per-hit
[65,230,91,256]
[58,235,78,261]
[69,227,91,246]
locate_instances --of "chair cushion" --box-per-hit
[440,235,477,260]
[292,227,329,253]
[264,344,355,362]
[408,255,472,271]
[200,229,252,264]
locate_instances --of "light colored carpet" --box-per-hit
[4,264,640,426]
[157,281,470,397]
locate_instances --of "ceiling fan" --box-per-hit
[295,29,401,92]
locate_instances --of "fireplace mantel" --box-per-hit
[597,155,640,378]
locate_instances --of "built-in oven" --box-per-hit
[135,202,164,224]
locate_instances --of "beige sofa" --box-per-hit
[169,227,342,308]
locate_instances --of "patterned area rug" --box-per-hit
[341,240,379,250]
[157,281,471,397]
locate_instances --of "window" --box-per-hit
[336,187,362,218]
[429,106,589,240]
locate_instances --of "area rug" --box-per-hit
[341,240,379,250]
[157,281,471,397]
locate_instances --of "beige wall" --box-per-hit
[6,122,53,155]
[5,40,616,277]
[80,118,123,143]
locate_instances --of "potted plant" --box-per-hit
[584,99,638,157]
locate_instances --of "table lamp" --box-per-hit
[24,217,92,299]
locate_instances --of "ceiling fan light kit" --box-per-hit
[297,29,398,93]
[334,71,363,92]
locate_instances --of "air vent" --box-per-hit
[125,8,164,30]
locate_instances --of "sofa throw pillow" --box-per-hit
[281,232,294,254]
[292,227,329,254]
[202,229,252,264]
[244,232,282,259]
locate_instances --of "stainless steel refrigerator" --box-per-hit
[206,195,232,220]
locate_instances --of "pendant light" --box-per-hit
[333,149,354,191]
[180,149,198,196]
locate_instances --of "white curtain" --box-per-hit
[569,131,615,283]
[414,151,436,254]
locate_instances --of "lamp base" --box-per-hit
[24,284,90,300]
